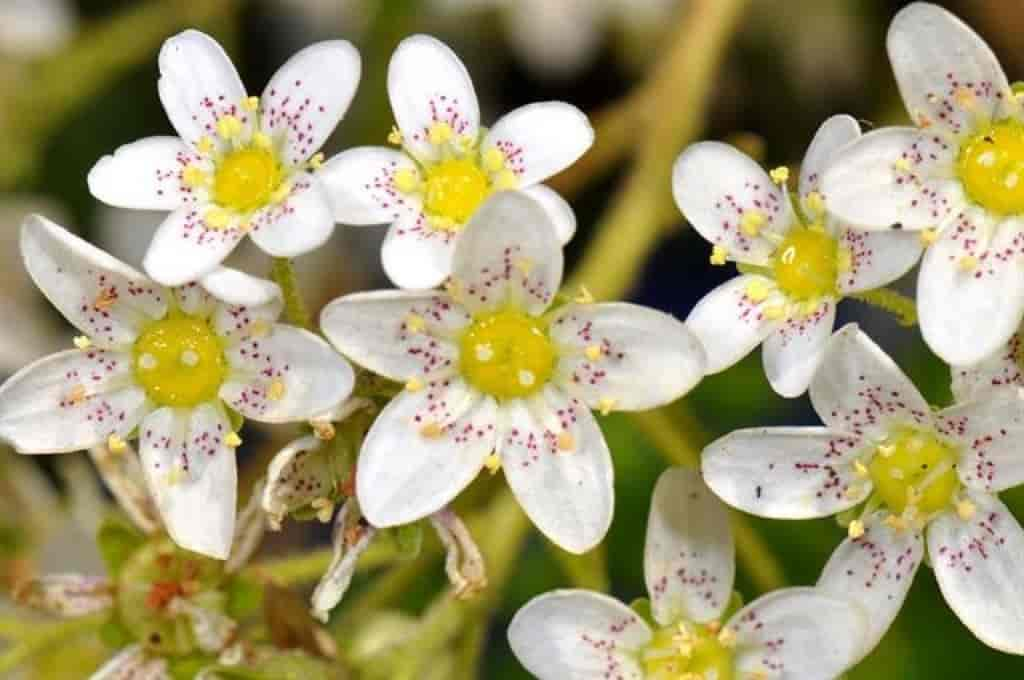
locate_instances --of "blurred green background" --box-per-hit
[3,0,1024,677]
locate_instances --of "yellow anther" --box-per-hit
[957,498,977,520]
[428,122,454,146]
[393,168,419,193]
[248,319,271,337]
[205,208,231,230]
[955,87,976,110]
[94,289,118,312]
[252,131,273,150]
[225,431,243,448]
[483,452,502,474]
[387,126,403,145]
[769,166,790,184]
[893,157,912,173]
[243,96,260,112]
[183,164,208,188]
[420,422,444,438]
[584,345,603,362]
[73,336,92,350]
[745,279,772,303]
[405,376,424,393]
[312,420,336,441]
[306,152,324,170]
[269,181,292,204]
[197,136,215,154]
[597,398,617,416]
[740,210,766,237]
[405,314,426,334]
[836,247,853,273]
[763,304,786,320]
[853,459,869,478]
[514,258,533,276]
[107,433,127,454]
[884,514,909,531]
[557,431,575,452]
[267,379,286,401]
[804,191,826,217]
[958,255,978,272]
[574,285,594,305]
[216,115,243,140]
[311,497,334,523]
[492,168,519,191]
[717,626,737,649]
[919,228,939,245]
[710,244,729,265]
[482,147,506,172]
[456,134,478,153]
[848,519,865,539]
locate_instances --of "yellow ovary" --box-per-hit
[641,622,735,680]
[772,228,839,301]
[459,310,556,400]
[213,147,283,213]
[869,427,959,516]
[134,317,227,407]
[958,119,1024,216]
[423,158,491,224]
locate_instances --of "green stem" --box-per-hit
[849,287,918,327]
[0,612,107,675]
[546,542,610,592]
[271,258,313,330]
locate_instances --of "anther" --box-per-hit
[483,452,502,474]
[243,96,260,112]
[225,432,243,448]
[107,433,127,454]
[574,285,594,304]
[584,345,603,361]
[483,147,505,172]
[956,498,976,520]
[847,519,865,539]
[557,431,575,452]
[311,497,334,523]
[387,126,403,145]
[420,422,444,438]
[741,210,766,237]
[393,168,419,193]
[267,379,286,401]
[73,336,92,350]
[745,279,772,303]
[216,115,243,140]
[710,244,729,265]
[769,166,790,184]
[597,398,617,416]
[428,122,453,146]
[920,228,939,245]
[405,376,424,392]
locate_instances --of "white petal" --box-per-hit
[317,147,419,224]
[320,290,468,382]
[702,427,870,519]
[644,467,734,626]
[937,395,1024,493]
[499,389,613,554]
[482,102,593,186]
[762,300,836,398]
[387,34,479,163]
[501,0,604,78]
[817,513,924,661]
[142,207,246,287]
[221,324,355,423]
[91,645,168,680]
[14,574,114,617]
[728,588,867,680]
[260,40,361,165]
[950,332,1023,403]
[21,214,168,348]
[0,350,148,454]
[520,184,576,244]
[0,0,75,59]
[820,127,961,231]
[918,214,1024,365]
[138,404,237,560]
[928,492,1024,654]
[173,281,216,318]
[210,294,284,345]
[199,266,282,307]
[799,114,861,200]
[380,214,458,290]
[508,590,650,680]
[88,137,196,210]
[685,275,779,375]
[157,30,246,147]
[672,142,792,265]
[248,174,335,257]
[835,227,923,294]
[262,435,335,529]
[810,323,932,439]
[311,500,376,622]
[356,379,497,527]
[888,2,1010,137]
[451,191,563,316]
[549,302,705,411]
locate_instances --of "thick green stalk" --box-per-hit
[271,258,313,330]
[849,287,918,326]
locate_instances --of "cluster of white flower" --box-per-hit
[2,2,1023,678]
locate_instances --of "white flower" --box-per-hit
[320,191,705,553]
[0,0,74,59]
[674,114,923,397]
[951,323,1024,403]
[87,30,361,287]
[508,467,868,680]
[318,34,594,290]
[702,323,1024,656]
[820,2,1024,366]
[0,215,354,559]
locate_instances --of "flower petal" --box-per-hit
[88,137,197,211]
[91,644,169,680]
[262,435,335,529]
[260,40,361,165]
[644,467,734,626]
[311,500,376,622]
[549,302,705,411]
[200,266,282,307]
[937,395,1024,494]
[672,142,791,265]
[684,274,780,375]
[0,350,147,454]
[430,508,487,598]
[762,300,836,398]
[380,212,457,290]
[138,404,237,560]
[210,294,284,346]
[14,574,115,617]
[799,114,861,200]
[143,207,246,287]
[221,324,355,423]
[950,331,1023,403]
[810,323,932,439]
[835,228,923,294]
[918,213,1024,365]
[482,102,593,186]
[820,127,961,231]
[508,590,650,680]
[499,388,613,554]
[928,492,1024,654]
[21,214,168,349]
[317,146,419,224]
[500,0,604,78]
[817,513,924,661]
[320,290,467,382]
[888,2,1010,137]
[728,587,867,680]
[356,379,497,527]
[451,191,563,316]
[520,184,576,244]
[387,34,479,163]
[248,174,335,257]
[157,30,246,147]
[702,427,869,519]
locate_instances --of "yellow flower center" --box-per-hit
[772,227,839,301]
[458,309,555,400]
[133,317,226,408]
[869,427,959,516]
[423,158,491,224]
[213,147,283,213]
[957,119,1024,217]
[641,622,735,680]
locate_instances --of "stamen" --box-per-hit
[428,122,453,146]
[405,376,424,392]
[745,279,772,303]
[394,168,419,193]
[73,336,92,350]
[483,452,502,474]
[216,115,243,140]
[956,498,977,520]
[709,244,729,265]
[243,96,260,112]
[920,228,939,245]
[597,398,617,416]
[420,422,444,438]
[387,126,403,145]
[769,166,790,184]
[267,379,286,401]
[847,519,865,539]
[584,345,603,361]
[740,210,766,237]
[107,433,127,454]
[574,285,594,305]
[225,432,243,448]
[557,431,575,452]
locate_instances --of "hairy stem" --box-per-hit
[271,258,313,330]
[849,287,918,327]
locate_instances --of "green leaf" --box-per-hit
[96,513,146,576]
